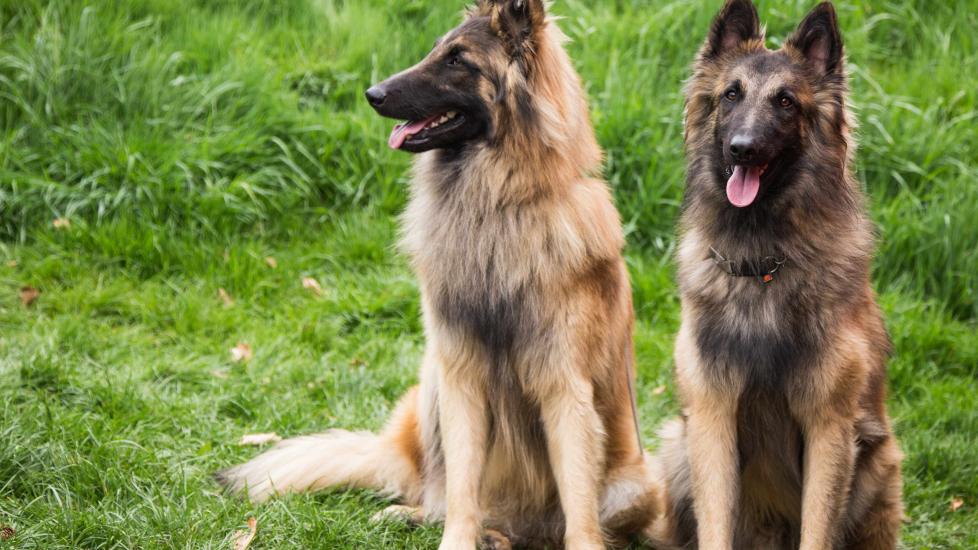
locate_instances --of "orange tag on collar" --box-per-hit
[763,274,774,283]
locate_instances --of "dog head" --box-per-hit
[687,0,848,208]
[365,0,550,153]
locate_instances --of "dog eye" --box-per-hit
[779,95,794,108]
[447,48,462,67]
[724,89,738,101]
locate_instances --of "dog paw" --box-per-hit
[370,504,424,525]
[479,529,513,550]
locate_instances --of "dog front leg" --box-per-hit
[686,398,739,550]
[438,364,489,550]
[798,416,855,550]
[539,375,606,550]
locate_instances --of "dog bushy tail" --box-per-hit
[216,387,424,505]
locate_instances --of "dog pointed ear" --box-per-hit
[786,2,843,76]
[706,0,762,58]
[481,0,546,57]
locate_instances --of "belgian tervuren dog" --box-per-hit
[217,1,658,548]
[649,2,904,549]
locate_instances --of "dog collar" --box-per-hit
[709,246,787,284]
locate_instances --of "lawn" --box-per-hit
[0,0,976,548]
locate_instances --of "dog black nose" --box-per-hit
[729,135,756,162]
[365,86,387,107]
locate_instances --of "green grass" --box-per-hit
[0,0,975,547]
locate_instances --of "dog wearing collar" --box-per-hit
[647,2,904,549]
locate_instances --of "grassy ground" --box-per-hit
[0,0,976,547]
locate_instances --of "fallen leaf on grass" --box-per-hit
[301,277,323,296]
[0,525,14,540]
[231,517,257,550]
[951,497,964,512]
[264,256,278,269]
[218,287,235,307]
[652,385,667,396]
[239,433,281,446]
[5,260,17,268]
[229,343,253,362]
[52,218,71,229]
[20,286,40,306]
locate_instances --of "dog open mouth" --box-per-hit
[388,111,465,150]
[726,163,768,207]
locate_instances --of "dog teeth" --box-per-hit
[424,112,459,131]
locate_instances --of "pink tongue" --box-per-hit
[388,115,441,150]
[726,165,762,207]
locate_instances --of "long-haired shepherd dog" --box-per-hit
[217,1,658,548]
[648,1,903,549]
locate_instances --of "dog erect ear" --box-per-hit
[706,0,761,58]
[480,0,546,57]
[786,2,843,76]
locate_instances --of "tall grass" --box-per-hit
[2,0,975,314]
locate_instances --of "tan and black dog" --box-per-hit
[649,1,904,549]
[217,1,658,548]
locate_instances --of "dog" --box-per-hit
[216,1,658,548]
[647,1,904,549]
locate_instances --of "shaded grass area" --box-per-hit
[1,0,976,547]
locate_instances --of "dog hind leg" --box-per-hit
[599,454,661,547]
[844,437,903,550]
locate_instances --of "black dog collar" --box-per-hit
[709,246,787,284]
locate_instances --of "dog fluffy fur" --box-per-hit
[647,2,903,549]
[216,1,658,548]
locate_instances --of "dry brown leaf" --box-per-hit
[264,256,278,269]
[5,260,17,268]
[229,342,253,362]
[19,286,40,306]
[239,433,281,446]
[52,218,71,229]
[231,517,257,550]
[218,287,235,307]
[950,497,964,512]
[652,385,667,396]
[0,525,14,541]
[302,277,323,296]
